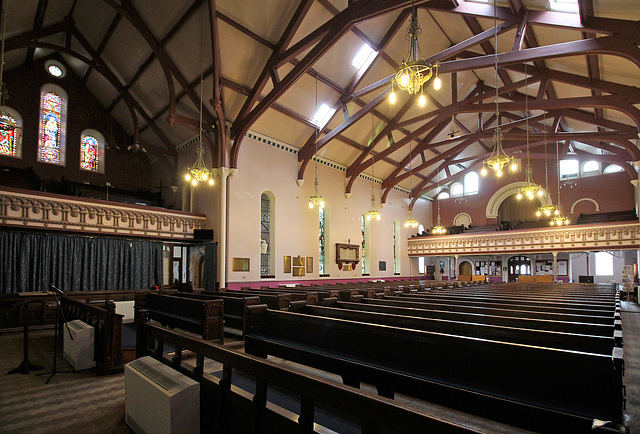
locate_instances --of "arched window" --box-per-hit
[438,192,450,200]
[319,206,326,275]
[559,159,579,179]
[38,85,68,165]
[451,182,464,197]
[393,220,399,274]
[361,214,369,275]
[581,160,600,177]
[464,172,479,195]
[603,164,624,174]
[260,192,275,277]
[80,129,105,173]
[0,107,23,158]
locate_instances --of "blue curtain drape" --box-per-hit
[0,230,163,294]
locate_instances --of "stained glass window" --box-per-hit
[319,207,325,274]
[80,135,99,171]
[393,220,398,274]
[39,92,63,164]
[0,114,19,157]
[361,214,367,274]
[260,193,271,276]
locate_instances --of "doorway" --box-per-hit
[459,261,473,276]
[507,256,531,282]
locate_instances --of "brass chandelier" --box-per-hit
[517,64,542,200]
[309,74,324,209]
[389,0,440,105]
[404,140,418,228]
[431,179,446,234]
[536,113,557,218]
[366,114,380,221]
[185,12,213,187]
[481,0,515,177]
[0,2,15,131]
[550,140,569,226]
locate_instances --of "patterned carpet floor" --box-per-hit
[2,302,640,433]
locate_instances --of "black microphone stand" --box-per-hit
[36,284,74,384]
[7,299,43,374]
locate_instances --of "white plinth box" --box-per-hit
[63,319,96,371]
[125,356,200,434]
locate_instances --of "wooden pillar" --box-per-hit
[453,254,459,280]
[552,251,558,283]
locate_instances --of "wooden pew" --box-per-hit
[334,300,616,337]
[302,304,616,354]
[245,309,624,432]
[361,297,614,325]
[135,311,499,433]
[60,297,123,374]
[208,290,291,311]
[135,293,223,343]
[172,292,263,336]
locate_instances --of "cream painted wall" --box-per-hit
[222,135,432,284]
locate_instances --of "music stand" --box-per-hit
[7,299,44,374]
[36,284,74,384]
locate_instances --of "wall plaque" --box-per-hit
[232,257,250,272]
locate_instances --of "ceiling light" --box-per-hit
[45,60,66,78]
[309,75,324,210]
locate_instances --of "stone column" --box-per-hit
[532,255,537,282]
[453,254,459,280]
[215,167,238,289]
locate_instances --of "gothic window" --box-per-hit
[38,85,67,165]
[319,206,326,274]
[0,107,22,158]
[80,129,105,173]
[393,220,399,274]
[361,214,367,274]
[260,193,271,277]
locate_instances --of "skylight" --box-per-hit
[549,0,578,13]
[312,103,335,130]
[352,44,377,71]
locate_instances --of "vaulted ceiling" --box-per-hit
[4,0,640,204]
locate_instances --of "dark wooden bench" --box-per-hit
[303,304,618,354]
[173,292,263,336]
[245,309,624,432]
[135,293,223,343]
[134,311,499,433]
[212,290,291,310]
[334,300,617,337]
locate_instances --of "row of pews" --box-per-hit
[134,280,627,432]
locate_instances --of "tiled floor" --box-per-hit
[1,302,639,433]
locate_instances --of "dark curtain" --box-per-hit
[203,242,218,291]
[0,230,163,294]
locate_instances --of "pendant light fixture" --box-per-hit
[389,0,440,104]
[517,63,541,200]
[366,114,380,221]
[550,140,569,225]
[185,8,213,187]
[481,0,515,177]
[309,74,324,209]
[0,2,16,132]
[431,177,446,234]
[404,140,418,228]
[537,112,557,217]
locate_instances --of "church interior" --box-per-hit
[1,0,640,432]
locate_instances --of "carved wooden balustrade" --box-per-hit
[408,222,640,256]
[0,187,206,240]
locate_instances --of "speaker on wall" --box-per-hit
[193,229,214,242]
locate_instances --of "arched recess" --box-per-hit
[458,260,473,276]
[192,250,205,288]
[454,212,472,228]
[486,182,552,218]
[570,198,600,214]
